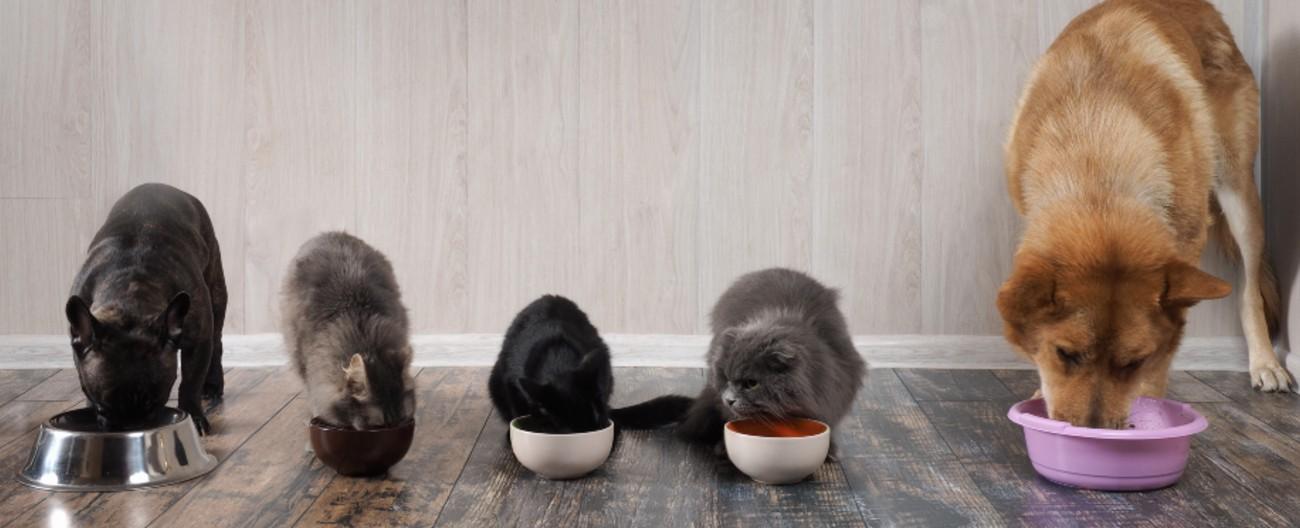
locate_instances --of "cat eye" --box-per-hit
[738,379,759,390]
[1056,347,1081,366]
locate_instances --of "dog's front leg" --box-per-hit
[180,340,213,435]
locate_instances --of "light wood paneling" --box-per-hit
[0,0,89,199]
[243,0,357,332]
[0,200,90,333]
[812,0,922,333]
[466,0,580,332]
[90,0,247,332]
[1,0,1281,341]
[920,0,1036,334]
[355,0,469,333]
[698,0,814,331]
[576,0,700,333]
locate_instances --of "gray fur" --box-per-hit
[679,268,866,444]
[280,232,415,430]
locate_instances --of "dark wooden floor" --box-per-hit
[0,367,1297,527]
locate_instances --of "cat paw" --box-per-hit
[1251,362,1295,393]
[1031,388,1043,399]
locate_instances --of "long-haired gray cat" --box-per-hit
[663,268,866,448]
[281,232,415,430]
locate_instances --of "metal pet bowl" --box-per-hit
[17,407,217,492]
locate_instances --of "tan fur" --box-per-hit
[1000,0,1291,427]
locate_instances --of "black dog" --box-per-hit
[66,183,226,434]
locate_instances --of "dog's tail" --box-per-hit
[1209,205,1280,334]
[610,395,694,429]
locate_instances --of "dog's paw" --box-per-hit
[1250,362,1295,393]
[202,383,224,402]
[1031,388,1043,399]
[191,413,212,436]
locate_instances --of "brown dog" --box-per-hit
[999,0,1292,428]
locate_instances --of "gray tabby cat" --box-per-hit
[281,232,415,430]
[677,268,866,448]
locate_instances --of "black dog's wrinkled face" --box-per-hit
[710,324,816,420]
[516,354,610,434]
[67,294,187,429]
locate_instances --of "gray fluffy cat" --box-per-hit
[677,268,866,447]
[281,232,415,430]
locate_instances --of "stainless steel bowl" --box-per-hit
[17,407,217,492]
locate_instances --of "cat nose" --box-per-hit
[723,395,737,407]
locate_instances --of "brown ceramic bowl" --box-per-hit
[308,418,414,476]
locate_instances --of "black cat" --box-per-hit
[488,295,690,435]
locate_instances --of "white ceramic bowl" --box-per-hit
[724,418,830,485]
[509,416,614,480]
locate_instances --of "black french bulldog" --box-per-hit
[66,183,227,434]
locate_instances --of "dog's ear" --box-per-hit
[1162,261,1231,306]
[997,257,1056,326]
[65,296,97,345]
[161,292,191,341]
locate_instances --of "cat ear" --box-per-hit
[766,347,798,371]
[712,328,738,354]
[343,353,369,399]
[160,292,190,341]
[65,296,98,345]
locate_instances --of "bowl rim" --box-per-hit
[43,407,191,436]
[509,415,613,438]
[309,417,415,433]
[723,417,830,441]
[1007,397,1208,440]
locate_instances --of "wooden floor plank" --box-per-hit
[16,369,83,401]
[896,369,1015,401]
[568,368,719,528]
[149,396,331,528]
[835,369,1002,526]
[1190,371,1300,437]
[6,368,290,528]
[0,369,58,405]
[0,399,79,449]
[293,368,492,527]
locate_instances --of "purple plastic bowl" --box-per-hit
[1007,397,1208,491]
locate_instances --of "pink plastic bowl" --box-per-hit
[1007,397,1208,491]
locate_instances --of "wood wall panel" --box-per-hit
[0,0,89,199]
[242,0,357,332]
[698,0,814,331]
[465,0,580,332]
[920,0,1036,334]
[811,0,922,334]
[577,0,700,334]
[355,0,469,333]
[0,0,1278,341]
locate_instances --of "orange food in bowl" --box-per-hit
[725,418,827,438]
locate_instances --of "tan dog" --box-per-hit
[999,0,1292,428]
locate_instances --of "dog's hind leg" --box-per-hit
[1212,72,1294,392]
[1216,185,1292,391]
[203,237,227,400]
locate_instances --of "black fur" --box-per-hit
[489,295,613,434]
[67,183,226,435]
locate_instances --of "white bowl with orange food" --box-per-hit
[724,417,830,484]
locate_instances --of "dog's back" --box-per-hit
[1005,0,1251,261]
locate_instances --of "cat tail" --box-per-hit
[610,395,694,429]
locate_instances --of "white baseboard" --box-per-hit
[0,334,1250,371]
